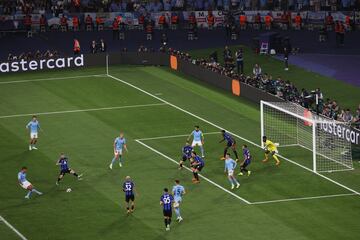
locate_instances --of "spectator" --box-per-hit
[112,18,119,40]
[73,38,81,55]
[99,39,106,52]
[284,47,289,71]
[161,33,168,46]
[90,40,97,54]
[252,63,262,77]
[85,14,93,30]
[235,48,244,74]
[342,109,354,123]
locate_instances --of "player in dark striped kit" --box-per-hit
[123,176,136,214]
[160,188,174,231]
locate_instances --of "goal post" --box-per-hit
[260,101,353,173]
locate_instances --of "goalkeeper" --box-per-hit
[262,136,280,166]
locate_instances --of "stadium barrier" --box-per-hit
[1,52,359,146]
[172,55,282,103]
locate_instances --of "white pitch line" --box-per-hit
[250,193,357,205]
[0,74,107,85]
[0,215,28,240]
[136,131,219,141]
[107,74,360,196]
[0,103,167,119]
[136,139,251,204]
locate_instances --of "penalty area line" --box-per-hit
[0,74,107,85]
[0,215,28,240]
[250,193,357,205]
[135,139,251,205]
[0,103,167,119]
[107,74,360,197]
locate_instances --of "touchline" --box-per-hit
[0,55,84,73]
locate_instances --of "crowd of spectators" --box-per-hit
[1,0,359,15]
[167,46,360,129]
[7,49,58,61]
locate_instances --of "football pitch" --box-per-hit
[0,65,359,240]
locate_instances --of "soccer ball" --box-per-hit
[66,188,72,193]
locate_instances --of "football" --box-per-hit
[66,188,72,193]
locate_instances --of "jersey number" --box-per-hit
[125,183,132,191]
[163,196,171,204]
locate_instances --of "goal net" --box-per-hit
[260,101,353,173]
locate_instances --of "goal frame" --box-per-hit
[260,100,353,173]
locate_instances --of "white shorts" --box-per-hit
[192,140,202,147]
[228,170,234,176]
[174,198,182,207]
[30,132,38,139]
[20,181,32,189]
[114,149,123,155]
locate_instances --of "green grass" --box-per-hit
[0,65,360,240]
[189,46,360,111]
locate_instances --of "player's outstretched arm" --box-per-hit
[124,144,128,152]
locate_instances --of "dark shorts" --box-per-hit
[182,155,190,161]
[60,169,71,175]
[227,141,236,147]
[193,164,203,172]
[125,194,135,202]
[163,210,172,218]
[243,160,251,167]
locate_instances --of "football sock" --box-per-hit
[264,153,269,161]
[233,150,239,159]
[179,163,183,167]
[26,191,32,198]
[131,205,134,210]
[233,178,240,185]
[32,189,41,195]
[111,157,116,165]
[223,148,228,157]
[273,155,280,163]
[57,177,61,182]
[168,218,171,225]
[175,208,180,218]
[164,219,168,227]
[73,173,78,177]
[119,155,123,163]
[194,172,199,181]
[200,146,204,156]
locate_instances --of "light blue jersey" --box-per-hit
[224,158,237,172]
[192,130,203,141]
[114,137,126,150]
[26,120,40,133]
[18,171,27,183]
[172,184,185,202]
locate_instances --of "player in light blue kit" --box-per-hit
[26,115,41,150]
[172,180,186,222]
[224,153,240,190]
[109,132,128,169]
[187,125,205,157]
[18,167,43,199]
